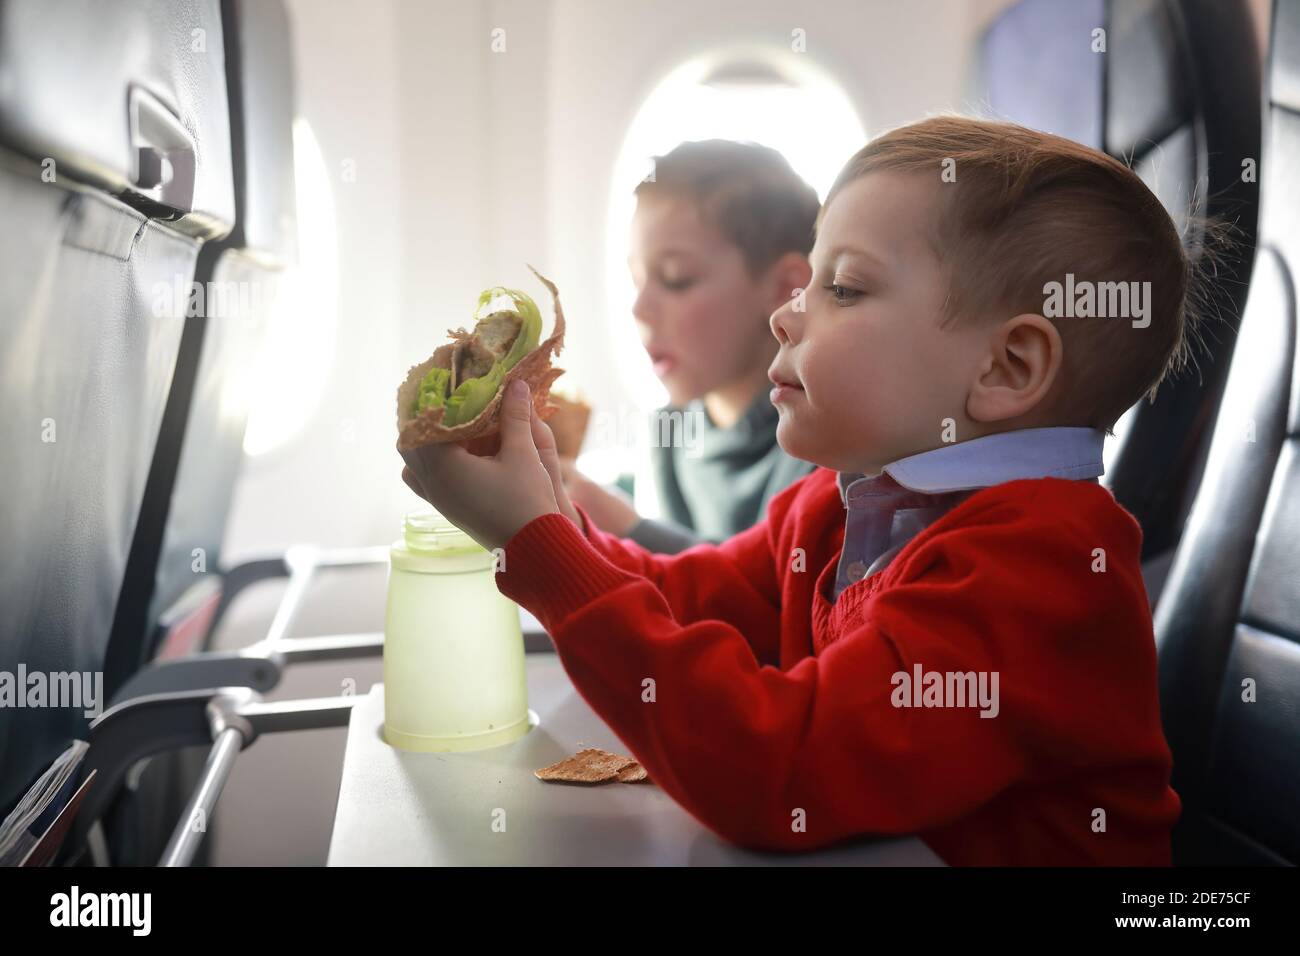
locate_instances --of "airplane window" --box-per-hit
[593,52,867,515]
[240,118,339,458]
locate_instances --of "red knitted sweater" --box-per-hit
[495,467,1181,865]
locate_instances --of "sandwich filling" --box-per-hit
[414,286,543,426]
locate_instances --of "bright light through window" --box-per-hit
[1102,402,1138,479]
[242,118,339,458]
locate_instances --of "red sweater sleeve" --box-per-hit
[547,477,808,667]
[497,481,1164,852]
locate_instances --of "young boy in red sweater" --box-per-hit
[400,116,1186,866]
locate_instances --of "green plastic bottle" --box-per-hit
[383,511,532,751]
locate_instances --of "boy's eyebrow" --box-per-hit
[626,247,697,268]
[817,243,892,272]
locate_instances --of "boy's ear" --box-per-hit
[765,251,813,312]
[966,314,1064,425]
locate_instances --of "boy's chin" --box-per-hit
[774,418,833,469]
[777,417,889,473]
[660,376,698,409]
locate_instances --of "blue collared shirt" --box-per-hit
[830,427,1107,602]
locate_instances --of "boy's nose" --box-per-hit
[632,286,657,327]
[769,296,800,344]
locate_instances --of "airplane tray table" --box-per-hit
[327,654,945,866]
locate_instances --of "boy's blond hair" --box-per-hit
[636,139,820,277]
[822,116,1201,431]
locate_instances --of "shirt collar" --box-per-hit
[837,426,1106,504]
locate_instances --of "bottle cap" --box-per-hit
[402,510,482,555]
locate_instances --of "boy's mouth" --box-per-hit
[767,364,804,404]
[767,365,803,390]
[646,346,678,377]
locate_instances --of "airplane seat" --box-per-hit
[0,0,235,820]
[95,0,298,865]
[1154,0,1300,866]
[970,0,1262,595]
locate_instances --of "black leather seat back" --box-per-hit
[104,0,297,698]
[82,0,297,864]
[1155,0,1300,865]
[972,0,1262,564]
[0,0,234,816]
[0,0,235,235]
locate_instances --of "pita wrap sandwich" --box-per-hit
[396,265,566,457]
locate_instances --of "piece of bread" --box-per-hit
[534,748,636,785]
[615,762,650,784]
[396,265,566,456]
[546,392,592,459]
[533,747,652,786]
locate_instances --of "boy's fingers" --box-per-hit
[530,406,566,490]
[530,405,558,456]
[497,379,536,457]
[400,439,481,494]
[401,465,427,501]
[399,445,431,476]
[404,437,475,468]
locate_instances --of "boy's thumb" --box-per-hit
[497,378,534,455]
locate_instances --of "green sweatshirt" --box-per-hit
[626,389,817,554]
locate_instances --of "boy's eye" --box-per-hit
[823,283,862,305]
[660,276,695,292]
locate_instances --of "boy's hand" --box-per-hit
[559,459,640,536]
[400,379,582,552]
